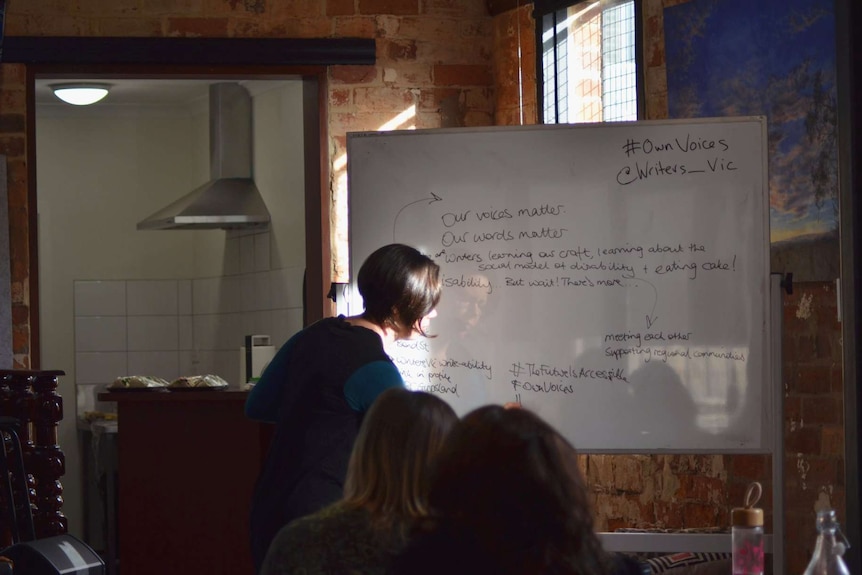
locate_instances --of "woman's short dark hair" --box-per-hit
[343,388,458,536]
[357,243,442,336]
[423,405,610,575]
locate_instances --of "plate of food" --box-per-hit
[167,374,230,391]
[107,375,170,392]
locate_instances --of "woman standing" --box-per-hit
[246,243,442,572]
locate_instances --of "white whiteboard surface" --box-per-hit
[347,118,771,452]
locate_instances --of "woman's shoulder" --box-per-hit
[262,504,361,574]
[265,504,404,575]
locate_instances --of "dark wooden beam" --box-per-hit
[487,0,531,17]
[1,36,375,66]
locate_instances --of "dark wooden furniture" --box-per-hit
[97,390,270,575]
[0,369,67,547]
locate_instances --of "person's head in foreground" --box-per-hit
[393,404,617,575]
[343,386,458,534]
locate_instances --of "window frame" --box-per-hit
[534,0,646,124]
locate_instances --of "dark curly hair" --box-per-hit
[357,243,441,337]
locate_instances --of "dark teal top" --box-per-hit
[246,316,404,573]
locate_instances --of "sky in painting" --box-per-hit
[664,0,837,243]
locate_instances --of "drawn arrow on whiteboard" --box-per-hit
[628,276,659,330]
[393,192,443,242]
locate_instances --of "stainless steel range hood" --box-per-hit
[137,82,270,230]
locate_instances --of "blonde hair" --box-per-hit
[343,388,457,536]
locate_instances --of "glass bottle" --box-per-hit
[732,481,764,575]
[802,508,850,575]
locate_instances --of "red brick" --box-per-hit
[418,35,492,65]
[682,502,721,528]
[330,65,378,84]
[11,303,28,325]
[358,0,418,15]
[330,88,352,107]
[418,87,459,111]
[433,64,492,86]
[676,475,727,503]
[613,455,647,493]
[264,18,333,37]
[422,0,488,16]
[79,0,143,15]
[794,364,832,394]
[0,136,25,157]
[785,426,821,454]
[229,20,263,36]
[729,454,769,482]
[394,16,452,39]
[821,426,844,456]
[353,86,416,111]
[380,38,417,61]
[0,113,24,133]
[414,110,442,129]
[96,17,163,36]
[381,64,433,86]
[12,325,29,356]
[268,0,323,18]
[803,396,842,425]
[333,15,378,36]
[15,0,75,14]
[464,86,493,111]
[3,14,28,35]
[784,395,802,428]
[327,0,356,16]
[606,518,630,533]
[653,501,684,529]
[166,17,229,36]
[10,282,26,306]
[0,89,27,114]
[0,64,26,86]
[18,14,97,35]
[831,363,843,393]
[802,457,839,486]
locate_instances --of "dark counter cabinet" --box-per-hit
[97,390,271,575]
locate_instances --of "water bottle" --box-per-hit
[802,508,850,575]
[732,481,764,575]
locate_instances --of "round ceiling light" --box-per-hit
[50,83,111,106]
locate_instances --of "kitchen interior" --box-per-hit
[34,75,309,569]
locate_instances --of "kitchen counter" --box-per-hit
[98,389,272,575]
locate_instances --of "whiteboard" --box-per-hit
[347,118,771,452]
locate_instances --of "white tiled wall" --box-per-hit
[74,230,305,417]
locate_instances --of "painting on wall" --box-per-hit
[664,0,838,281]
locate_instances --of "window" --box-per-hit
[537,0,641,124]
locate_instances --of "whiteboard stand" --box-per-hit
[771,272,786,575]
[598,274,785,573]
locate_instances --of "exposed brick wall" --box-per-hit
[0,62,29,370]
[492,5,536,125]
[782,281,845,571]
